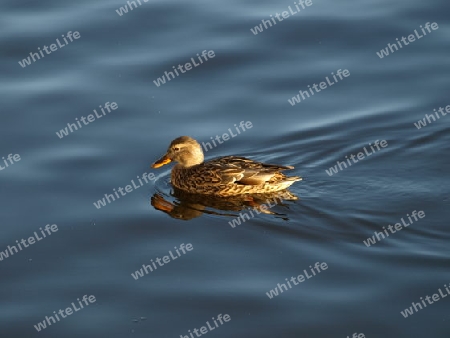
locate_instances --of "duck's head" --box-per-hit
[152,136,204,169]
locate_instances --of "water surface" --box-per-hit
[1,0,449,337]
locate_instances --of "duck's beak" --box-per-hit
[152,154,172,168]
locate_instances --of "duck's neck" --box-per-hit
[179,149,204,168]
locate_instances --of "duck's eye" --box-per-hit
[173,147,180,151]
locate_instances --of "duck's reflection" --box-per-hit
[151,188,298,221]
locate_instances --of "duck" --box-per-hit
[151,136,301,196]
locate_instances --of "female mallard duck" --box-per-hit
[151,136,301,196]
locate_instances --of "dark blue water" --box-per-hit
[1,0,449,337]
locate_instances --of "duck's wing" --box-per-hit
[200,156,296,186]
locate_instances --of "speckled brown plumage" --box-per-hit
[152,136,301,196]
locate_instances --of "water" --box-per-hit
[1,0,449,337]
